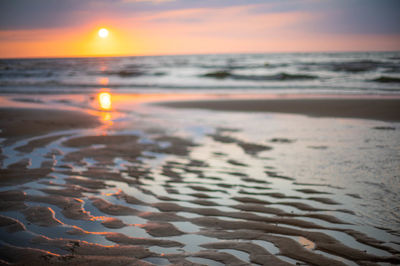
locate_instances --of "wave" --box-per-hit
[202,70,231,79]
[202,71,317,81]
[372,76,400,83]
[1,52,400,95]
[300,60,400,73]
[327,60,382,73]
[0,84,399,96]
[0,80,132,88]
[0,71,55,78]
[99,70,145,77]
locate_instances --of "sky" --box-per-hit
[0,0,399,58]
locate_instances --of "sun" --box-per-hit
[98,28,109,38]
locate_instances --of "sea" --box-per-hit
[0,51,400,95]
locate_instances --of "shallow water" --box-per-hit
[0,94,399,265]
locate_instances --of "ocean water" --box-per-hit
[0,51,400,95]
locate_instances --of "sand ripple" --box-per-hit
[1,124,399,265]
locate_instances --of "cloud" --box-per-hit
[122,0,175,3]
[138,4,316,34]
[0,0,91,30]
[1,0,400,35]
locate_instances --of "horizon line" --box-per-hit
[1,49,399,60]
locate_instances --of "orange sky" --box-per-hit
[1,3,399,58]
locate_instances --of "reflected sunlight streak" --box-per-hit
[99,92,112,110]
[98,77,109,86]
[101,112,112,122]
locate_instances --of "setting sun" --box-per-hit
[98,28,109,38]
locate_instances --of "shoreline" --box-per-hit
[1,94,399,141]
[156,98,400,122]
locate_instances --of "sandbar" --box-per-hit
[157,98,400,121]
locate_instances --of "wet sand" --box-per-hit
[158,98,400,121]
[0,108,101,139]
[0,95,399,265]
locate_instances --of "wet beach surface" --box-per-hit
[0,94,399,265]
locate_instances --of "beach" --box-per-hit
[1,0,400,261]
[0,93,399,265]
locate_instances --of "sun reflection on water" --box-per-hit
[97,91,113,125]
[101,112,112,122]
[298,236,315,250]
[97,77,109,86]
[99,92,112,110]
